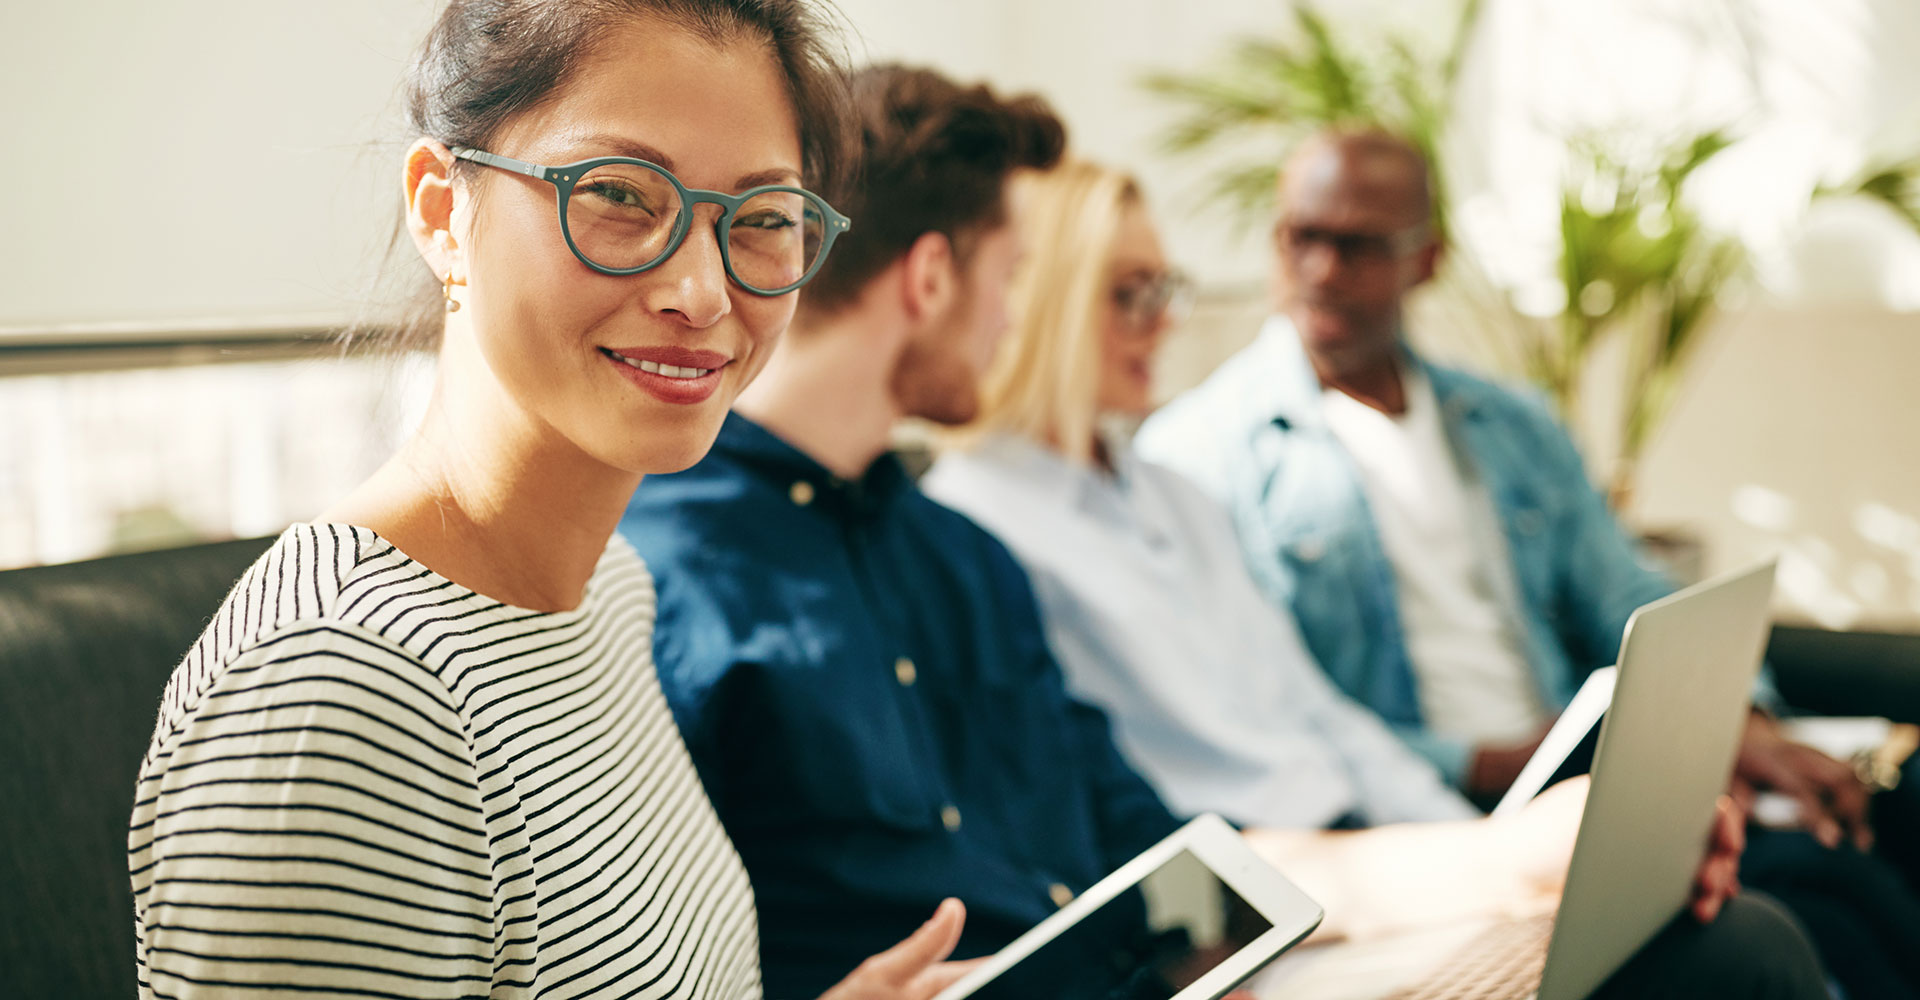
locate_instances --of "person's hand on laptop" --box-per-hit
[1497,777,1747,927]
[819,898,985,1000]
[1499,774,1586,901]
[1688,795,1746,923]
[1734,712,1874,852]
[1499,778,1748,925]
[1242,783,1584,943]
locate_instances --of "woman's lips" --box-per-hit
[603,345,730,369]
[600,347,728,405]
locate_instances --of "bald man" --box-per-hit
[1138,128,1920,998]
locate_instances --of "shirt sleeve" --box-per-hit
[1060,682,1190,867]
[642,567,734,806]
[1135,396,1235,506]
[1530,402,1784,713]
[1535,410,1678,669]
[1292,656,1482,824]
[1391,725,1477,791]
[972,523,1186,865]
[1000,562,1186,866]
[129,624,495,999]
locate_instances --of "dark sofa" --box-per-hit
[0,536,1915,998]
[1768,625,1920,726]
[1,537,273,1000]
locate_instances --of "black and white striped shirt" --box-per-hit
[129,523,763,999]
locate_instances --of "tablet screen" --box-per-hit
[968,849,1273,1000]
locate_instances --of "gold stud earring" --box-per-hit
[444,270,461,313]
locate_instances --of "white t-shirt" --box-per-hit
[1320,369,1547,745]
[130,523,762,999]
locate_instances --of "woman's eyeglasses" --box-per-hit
[1110,270,1194,334]
[451,147,851,296]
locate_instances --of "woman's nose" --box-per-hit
[640,209,733,328]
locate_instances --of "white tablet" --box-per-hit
[933,814,1323,1000]
[1492,665,1617,818]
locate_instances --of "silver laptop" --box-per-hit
[1257,560,1777,1000]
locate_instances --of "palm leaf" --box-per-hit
[1820,157,1920,236]
[1136,1,1913,506]
[1202,163,1288,233]
[1142,3,1461,219]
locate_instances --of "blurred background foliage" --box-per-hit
[1145,1,1920,504]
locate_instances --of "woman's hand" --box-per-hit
[1500,776,1746,924]
[1497,774,1588,903]
[818,898,985,1000]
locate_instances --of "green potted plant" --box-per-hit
[1146,2,1920,507]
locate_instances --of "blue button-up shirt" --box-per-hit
[621,413,1183,999]
[1136,318,1682,786]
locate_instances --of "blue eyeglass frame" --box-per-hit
[450,146,852,296]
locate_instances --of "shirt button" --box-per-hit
[1514,510,1545,536]
[1292,537,1326,562]
[894,657,917,686]
[789,480,815,506]
[1048,882,1074,908]
[940,804,963,832]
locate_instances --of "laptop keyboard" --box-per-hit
[1380,913,1555,1000]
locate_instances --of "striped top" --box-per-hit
[128,523,762,1000]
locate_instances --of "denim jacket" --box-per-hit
[1137,317,1686,785]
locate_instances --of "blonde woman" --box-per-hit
[921,160,1824,998]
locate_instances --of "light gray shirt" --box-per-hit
[924,434,1478,829]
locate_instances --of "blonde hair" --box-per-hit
[954,159,1139,464]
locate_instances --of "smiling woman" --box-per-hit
[124,3,974,999]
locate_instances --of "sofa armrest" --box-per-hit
[0,537,273,1000]
[1767,625,1920,725]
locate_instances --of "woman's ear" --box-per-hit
[900,230,957,323]
[405,138,462,282]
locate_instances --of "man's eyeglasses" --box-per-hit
[451,147,851,296]
[1274,222,1431,266]
[1111,270,1194,334]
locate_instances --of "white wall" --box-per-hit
[0,0,1385,336]
[12,0,1915,336]
[833,0,1453,291]
[0,1,438,335]
[1632,308,1920,630]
